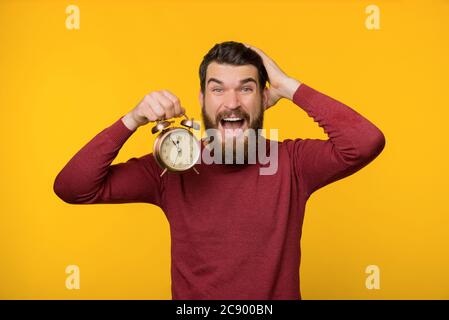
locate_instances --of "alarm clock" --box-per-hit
[151,113,201,177]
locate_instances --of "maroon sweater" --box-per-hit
[54,84,385,300]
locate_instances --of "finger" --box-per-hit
[248,46,286,84]
[160,90,184,117]
[146,94,165,119]
[243,43,275,72]
[245,44,273,66]
[243,42,267,60]
[245,43,263,55]
[142,106,158,122]
[154,91,175,119]
[157,94,175,119]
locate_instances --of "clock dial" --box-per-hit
[158,128,200,171]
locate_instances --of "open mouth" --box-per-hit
[219,117,247,131]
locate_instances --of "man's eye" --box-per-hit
[241,87,253,92]
[212,88,223,92]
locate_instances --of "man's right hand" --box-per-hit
[122,90,186,131]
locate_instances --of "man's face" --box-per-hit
[199,62,269,160]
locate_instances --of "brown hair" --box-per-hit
[199,41,269,95]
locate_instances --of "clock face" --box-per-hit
[157,128,200,171]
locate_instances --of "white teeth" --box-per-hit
[222,118,243,122]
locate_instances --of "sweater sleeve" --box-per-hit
[53,116,164,207]
[284,84,386,198]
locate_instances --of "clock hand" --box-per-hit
[170,136,178,148]
[172,151,179,166]
[170,136,182,155]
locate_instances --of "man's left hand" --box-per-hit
[243,43,301,109]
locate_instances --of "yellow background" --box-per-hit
[1,0,448,299]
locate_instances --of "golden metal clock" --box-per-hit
[151,114,201,177]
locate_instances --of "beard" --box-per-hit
[201,97,264,164]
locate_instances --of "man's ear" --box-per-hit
[198,89,204,108]
[262,86,269,111]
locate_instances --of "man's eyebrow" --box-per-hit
[239,77,257,85]
[207,77,258,86]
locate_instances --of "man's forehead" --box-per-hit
[206,62,259,85]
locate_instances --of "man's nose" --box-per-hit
[223,90,240,110]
